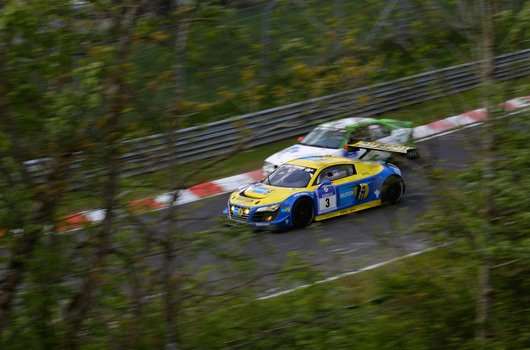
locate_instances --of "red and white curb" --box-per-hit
[50,169,265,230]
[1,96,529,235]
[412,96,530,139]
[143,170,265,210]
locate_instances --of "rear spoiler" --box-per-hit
[348,141,419,160]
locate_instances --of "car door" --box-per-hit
[313,164,358,214]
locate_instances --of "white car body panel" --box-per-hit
[263,124,413,175]
[264,144,348,170]
[322,117,375,129]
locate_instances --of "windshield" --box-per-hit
[300,127,348,149]
[264,164,316,188]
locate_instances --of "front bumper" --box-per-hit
[223,203,293,228]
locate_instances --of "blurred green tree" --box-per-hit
[0,1,325,348]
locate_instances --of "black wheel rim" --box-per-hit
[387,182,403,203]
[294,201,313,226]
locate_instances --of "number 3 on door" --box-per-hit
[317,189,337,214]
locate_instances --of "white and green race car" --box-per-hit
[262,118,414,175]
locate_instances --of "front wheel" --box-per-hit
[291,198,314,228]
[382,176,405,204]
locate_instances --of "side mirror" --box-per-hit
[317,180,332,189]
[297,136,304,142]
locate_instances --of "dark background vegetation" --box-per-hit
[0,0,529,348]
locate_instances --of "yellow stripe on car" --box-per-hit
[314,200,381,221]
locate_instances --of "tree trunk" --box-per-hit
[61,4,138,348]
[474,0,495,344]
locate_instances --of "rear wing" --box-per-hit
[348,141,419,160]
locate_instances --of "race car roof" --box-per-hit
[319,117,375,130]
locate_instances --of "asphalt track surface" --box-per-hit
[0,124,483,297]
[147,124,482,295]
[0,124,480,296]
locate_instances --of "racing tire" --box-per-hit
[382,175,405,205]
[292,198,315,228]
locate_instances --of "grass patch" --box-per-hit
[181,246,476,349]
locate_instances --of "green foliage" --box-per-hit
[1,0,530,349]
[373,251,476,350]
[410,108,530,348]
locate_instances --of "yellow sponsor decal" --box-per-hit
[233,196,254,203]
[354,183,370,200]
[350,141,414,154]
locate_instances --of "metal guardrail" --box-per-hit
[27,49,530,180]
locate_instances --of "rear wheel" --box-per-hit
[382,176,405,204]
[292,198,314,228]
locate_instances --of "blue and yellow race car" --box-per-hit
[224,141,419,228]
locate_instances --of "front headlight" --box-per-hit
[256,204,280,212]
